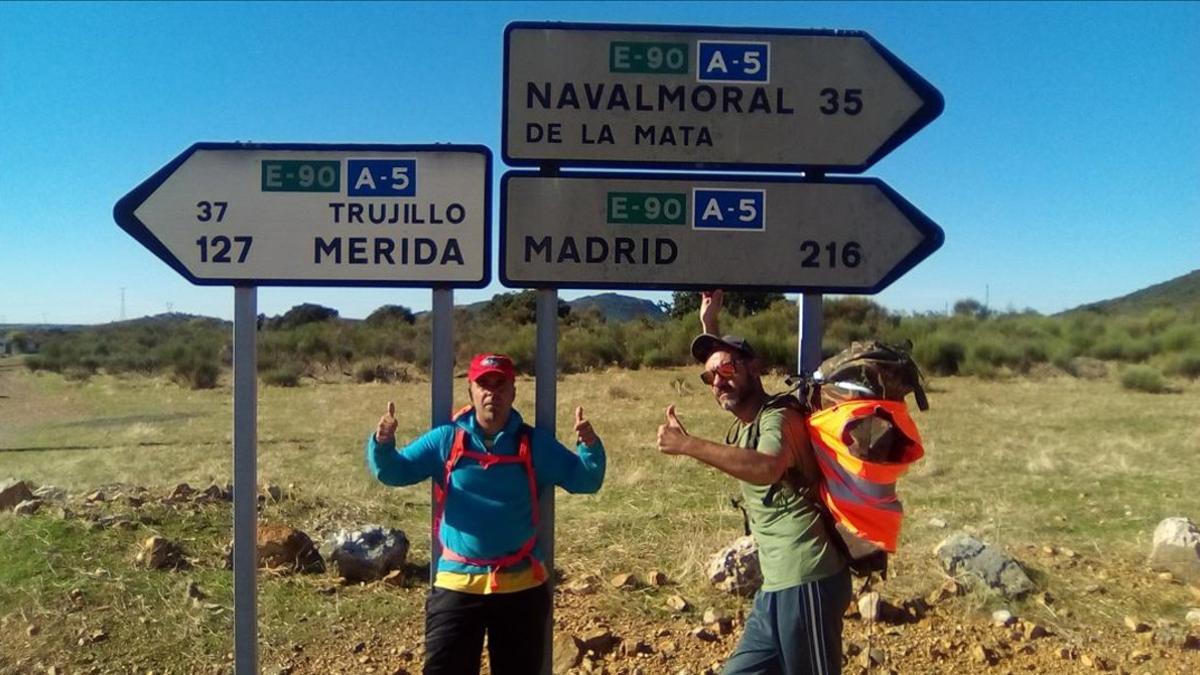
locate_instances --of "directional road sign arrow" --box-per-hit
[504,22,943,172]
[113,142,491,287]
[501,171,943,293]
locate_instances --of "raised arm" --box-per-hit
[366,401,446,486]
[700,290,723,335]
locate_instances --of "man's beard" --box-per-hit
[717,389,741,411]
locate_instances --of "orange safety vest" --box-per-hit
[806,399,924,553]
[432,407,546,591]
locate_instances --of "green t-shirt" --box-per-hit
[729,405,845,590]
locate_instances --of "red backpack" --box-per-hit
[433,407,546,591]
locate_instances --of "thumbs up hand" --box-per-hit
[657,405,691,456]
[574,406,598,447]
[376,401,398,444]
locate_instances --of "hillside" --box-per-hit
[1065,269,1200,315]
[567,292,665,322]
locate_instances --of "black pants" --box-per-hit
[423,584,551,675]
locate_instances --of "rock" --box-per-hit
[1157,571,1176,582]
[14,499,42,516]
[706,535,762,597]
[136,536,185,570]
[184,579,207,603]
[198,484,231,502]
[933,533,1036,598]
[1186,608,1200,626]
[929,517,947,529]
[1127,649,1151,663]
[31,485,66,502]
[551,633,583,674]
[648,570,669,586]
[168,483,194,501]
[701,608,727,625]
[262,483,283,502]
[1150,518,1200,582]
[690,626,717,642]
[579,628,616,654]
[1080,653,1110,670]
[1061,547,1079,559]
[859,647,885,667]
[257,524,324,574]
[562,576,598,595]
[1021,620,1049,640]
[1124,616,1151,633]
[85,490,107,503]
[972,644,995,665]
[992,609,1016,627]
[859,592,882,622]
[0,480,35,511]
[325,525,406,582]
[926,578,964,605]
[666,595,690,612]
[609,572,641,589]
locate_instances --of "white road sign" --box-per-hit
[503,22,943,171]
[114,143,491,287]
[501,172,943,293]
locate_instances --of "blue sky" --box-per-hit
[2,1,1197,324]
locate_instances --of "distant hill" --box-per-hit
[567,293,666,322]
[431,293,666,323]
[1064,269,1200,315]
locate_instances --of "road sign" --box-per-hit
[114,143,491,287]
[503,22,943,172]
[501,171,943,293]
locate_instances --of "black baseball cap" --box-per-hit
[690,333,756,363]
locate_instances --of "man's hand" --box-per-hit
[700,289,723,335]
[656,405,691,456]
[376,401,398,444]
[574,406,598,447]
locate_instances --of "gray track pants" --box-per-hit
[722,568,852,675]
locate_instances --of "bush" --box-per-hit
[1163,352,1200,380]
[1119,365,1167,393]
[262,366,302,387]
[365,304,416,326]
[913,336,965,376]
[354,361,411,384]
[173,360,219,389]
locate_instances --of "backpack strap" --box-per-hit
[433,422,546,591]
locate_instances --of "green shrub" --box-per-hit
[913,336,965,376]
[354,361,411,384]
[262,366,302,387]
[1164,353,1200,380]
[1119,365,1167,393]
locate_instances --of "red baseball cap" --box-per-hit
[468,353,515,382]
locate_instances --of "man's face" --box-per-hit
[470,372,516,426]
[704,349,754,412]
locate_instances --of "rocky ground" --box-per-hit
[2,479,1199,675]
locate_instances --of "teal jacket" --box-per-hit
[366,408,605,574]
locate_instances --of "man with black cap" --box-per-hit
[368,352,606,675]
[657,291,850,675]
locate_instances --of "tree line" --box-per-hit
[13,291,1200,391]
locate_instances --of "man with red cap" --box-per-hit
[368,353,605,675]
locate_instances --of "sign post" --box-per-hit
[115,142,491,673]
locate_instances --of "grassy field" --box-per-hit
[1,356,1199,672]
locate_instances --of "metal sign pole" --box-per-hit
[798,169,826,374]
[232,285,258,674]
[535,288,558,675]
[430,287,454,581]
[799,294,824,373]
